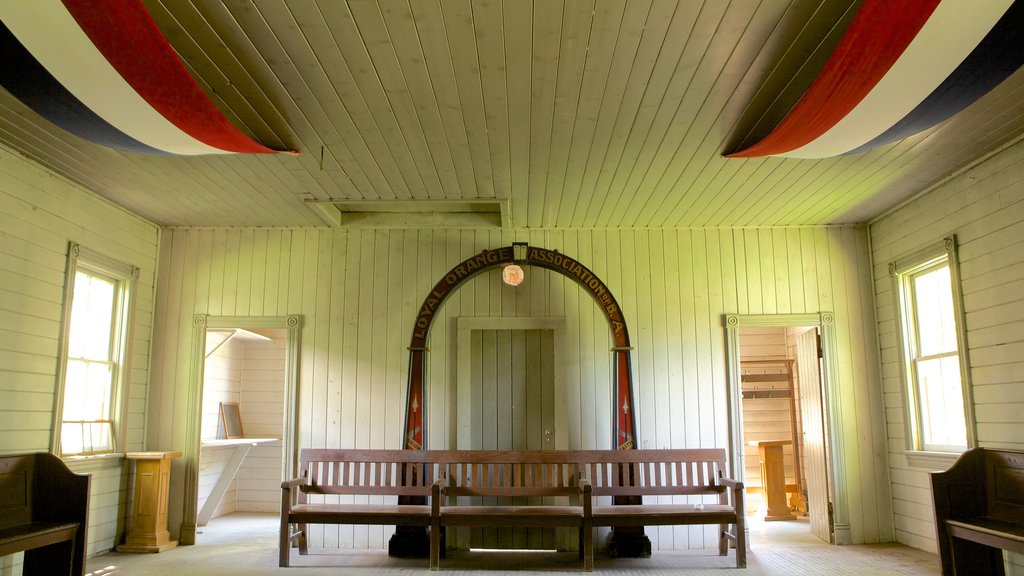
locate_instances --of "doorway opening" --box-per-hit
[183,315,300,545]
[725,314,840,546]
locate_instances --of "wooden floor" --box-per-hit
[85,513,940,575]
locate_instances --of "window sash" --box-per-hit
[890,236,975,456]
[54,242,136,457]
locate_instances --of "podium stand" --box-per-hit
[118,451,182,553]
[756,441,796,521]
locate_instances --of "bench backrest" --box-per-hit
[295,448,731,499]
[932,447,1024,525]
[0,452,91,530]
[983,449,1024,524]
[298,449,438,498]
[431,450,584,498]
[579,449,728,497]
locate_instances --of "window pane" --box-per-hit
[68,271,115,360]
[912,265,956,356]
[917,356,967,449]
[61,421,113,455]
[61,422,85,455]
[63,359,113,421]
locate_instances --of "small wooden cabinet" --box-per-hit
[118,451,181,553]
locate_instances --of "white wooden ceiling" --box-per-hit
[2,0,1023,228]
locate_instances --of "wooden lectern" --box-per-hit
[756,440,796,521]
[118,451,182,553]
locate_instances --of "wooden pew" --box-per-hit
[582,449,746,568]
[279,449,436,567]
[932,447,1024,575]
[0,452,91,576]
[281,448,744,571]
[429,450,592,571]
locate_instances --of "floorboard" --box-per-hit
[85,512,940,575]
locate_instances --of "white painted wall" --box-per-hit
[148,226,891,550]
[870,136,1024,574]
[236,331,286,512]
[0,143,159,571]
[198,336,242,519]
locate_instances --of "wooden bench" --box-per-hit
[582,449,746,568]
[429,450,593,571]
[280,449,436,567]
[282,448,744,571]
[932,447,1024,575]
[0,452,90,576]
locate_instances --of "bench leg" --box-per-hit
[719,522,729,556]
[430,517,441,570]
[298,522,309,555]
[582,525,593,572]
[279,516,291,567]
[735,516,747,569]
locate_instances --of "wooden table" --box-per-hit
[198,437,279,526]
[755,440,796,521]
[118,451,181,553]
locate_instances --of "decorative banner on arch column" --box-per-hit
[402,245,637,452]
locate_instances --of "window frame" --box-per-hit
[889,235,976,465]
[52,242,138,458]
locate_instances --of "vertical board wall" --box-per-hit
[149,226,891,550]
[0,144,160,566]
[870,137,1024,564]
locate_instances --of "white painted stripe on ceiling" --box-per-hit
[787,0,1012,159]
[0,2,227,155]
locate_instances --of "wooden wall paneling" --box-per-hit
[222,229,240,316]
[441,0,498,199]
[557,231,582,450]
[249,230,267,315]
[572,232,595,452]
[384,233,404,452]
[655,229,679,545]
[501,0,532,226]
[380,1,461,199]
[592,231,612,457]
[692,229,719,538]
[235,229,254,316]
[345,3,434,198]
[526,0,563,227]
[706,231,730,453]
[605,0,718,228]
[325,233,346,453]
[368,231,389,548]
[556,0,625,226]
[545,0,596,226]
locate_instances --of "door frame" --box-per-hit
[180,314,301,545]
[455,317,566,451]
[724,312,850,545]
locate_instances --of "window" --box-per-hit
[891,236,975,456]
[55,243,137,456]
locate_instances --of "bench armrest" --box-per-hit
[579,478,592,516]
[718,477,744,490]
[718,476,745,510]
[431,477,447,513]
[280,477,307,514]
